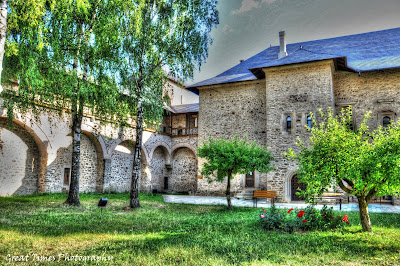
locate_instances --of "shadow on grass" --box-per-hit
[1,194,400,264]
[71,226,400,265]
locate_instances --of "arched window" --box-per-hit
[383,116,391,128]
[286,116,292,133]
[307,116,312,129]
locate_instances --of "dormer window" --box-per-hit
[286,116,292,133]
[307,116,312,129]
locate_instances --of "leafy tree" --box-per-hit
[198,137,274,209]
[288,108,400,232]
[2,0,129,206]
[0,0,52,92]
[119,0,219,208]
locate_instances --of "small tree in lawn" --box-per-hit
[287,107,400,232]
[198,137,274,209]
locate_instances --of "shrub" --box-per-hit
[258,205,350,233]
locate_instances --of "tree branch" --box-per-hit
[338,180,353,194]
[366,187,378,203]
[342,178,354,188]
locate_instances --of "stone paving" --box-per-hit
[163,195,400,213]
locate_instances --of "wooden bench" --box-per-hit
[253,190,277,207]
[321,192,345,210]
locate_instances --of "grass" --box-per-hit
[0,193,399,265]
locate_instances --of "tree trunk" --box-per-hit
[358,196,372,232]
[226,172,232,209]
[0,0,7,93]
[130,98,143,208]
[65,99,83,206]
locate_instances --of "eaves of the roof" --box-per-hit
[164,103,199,114]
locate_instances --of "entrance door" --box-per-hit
[245,172,255,188]
[291,174,307,201]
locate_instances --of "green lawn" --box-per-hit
[0,193,399,265]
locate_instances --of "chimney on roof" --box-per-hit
[278,31,288,59]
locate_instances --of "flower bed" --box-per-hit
[258,205,350,233]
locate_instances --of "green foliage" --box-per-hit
[287,107,400,203]
[258,205,350,233]
[3,0,131,123]
[198,136,274,182]
[119,0,219,124]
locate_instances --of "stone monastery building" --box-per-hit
[1,27,400,205]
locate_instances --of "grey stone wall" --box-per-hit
[333,69,400,129]
[150,146,169,192]
[171,148,197,193]
[79,134,99,192]
[264,61,335,202]
[0,82,199,197]
[197,80,267,195]
[0,121,39,196]
[105,140,150,193]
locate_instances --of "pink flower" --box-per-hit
[284,207,287,209]
[261,215,265,218]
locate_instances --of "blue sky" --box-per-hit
[190,0,400,84]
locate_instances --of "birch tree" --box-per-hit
[120,0,219,208]
[3,0,129,206]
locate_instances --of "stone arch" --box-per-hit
[149,141,171,165]
[109,138,150,164]
[283,168,298,203]
[170,146,198,193]
[171,143,197,158]
[150,145,172,192]
[81,124,108,160]
[106,139,150,193]
[81,130,105,193]
[0,118,48,195]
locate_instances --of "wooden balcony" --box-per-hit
[159,126,198,137]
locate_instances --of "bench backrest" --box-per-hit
[321,192,344,198]
[253,190,277,198]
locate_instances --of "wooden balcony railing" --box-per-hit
[159,126,198,136]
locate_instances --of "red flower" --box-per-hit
[342,214,349,222]
[264,210,267,213]
[346,221,350,225]
[287,208,294,214]
[297,211,305,218]
[302,219,307,223]
[278,211,280,213]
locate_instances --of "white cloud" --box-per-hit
[232,0,260,14]
[261,0,277,4]
[222,24,234,33]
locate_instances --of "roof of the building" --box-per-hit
[165,103,199,114]
[188,27,400,89]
